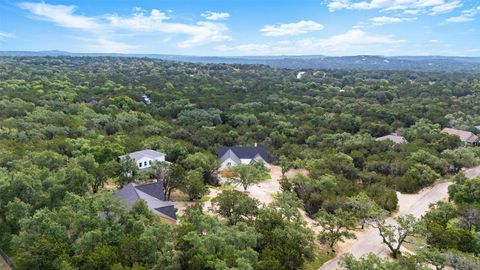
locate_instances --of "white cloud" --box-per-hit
[404,9,421,14]
[446,15,474,22]
[0,31,15,40]
[260,20,324,37]
[105,10,231,48]
[369,16,416,25]
[201,11,230,21]
[446,6,479,23]
[19,2,231,51]
[298,29,399,51]
[216,43,273,54]
[327,0,462,15]
[216,29,402,55]
[80,38,138,52]
[429,1,462,15]
[19,2,102,30]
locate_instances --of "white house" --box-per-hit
[216,145,269,170]
[142,94,151,105]
[119,149,166,170]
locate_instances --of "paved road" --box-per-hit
[319,165,480,270]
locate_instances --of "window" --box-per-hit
[138,162,142,167]
[227,162,232,167]
[149,160,152,165]
[144,161,147,166]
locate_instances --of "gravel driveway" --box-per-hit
[319,165,480,270]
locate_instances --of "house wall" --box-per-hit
[252,156,270,168]
[240,158,253,164]
[136,155,166,169]
[220,157,269,170]
[219,157,239,170]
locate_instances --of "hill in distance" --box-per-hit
[1,50,480,72]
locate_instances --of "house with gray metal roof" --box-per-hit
[216,145,269,170]
[115,181,176,223]
[119,149,166,170]
[375,133,408,144]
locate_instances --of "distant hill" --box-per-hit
[2,50,480,72]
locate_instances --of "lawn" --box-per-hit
[301,250,335,270]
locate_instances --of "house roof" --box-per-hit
[216,146,269,163]
[219,149,241,164]
[119,149,165,162]
[115,182,176,221]
[442,128,479,143]
[375,134,408,144]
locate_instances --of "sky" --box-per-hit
[0,0,479,56]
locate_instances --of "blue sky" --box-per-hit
[0,0,479,56]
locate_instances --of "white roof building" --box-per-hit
[119,149,166,170]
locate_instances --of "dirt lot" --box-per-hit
[173,165,308,215]
[235,165,308,205]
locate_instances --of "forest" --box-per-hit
[0,56,479,270]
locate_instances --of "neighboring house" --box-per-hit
[442,128,479,145]
[216,145,269,170]
[119,149,166,170]
[375,133,408,144]
[115,181,177,224]
[142,94,151,105]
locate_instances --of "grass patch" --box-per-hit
[199,195,210,203]
[260,173,272,180]
[221,183,235,190]
[403,235,427,253]
[301,250,335,270]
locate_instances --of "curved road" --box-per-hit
[319,166,480,270]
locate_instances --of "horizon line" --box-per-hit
[1,50,479,58]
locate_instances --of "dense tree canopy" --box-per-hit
[0,56,480,269]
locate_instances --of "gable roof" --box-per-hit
[442,128,479,143]
[216,146,269,163]
[375,134,408,144]
[115,182,176,220]
[219,149,241,164]
[119,149,165,162]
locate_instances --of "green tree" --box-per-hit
[449,176,480,204]
[270,191,303,222]
[374,214,418,258]
[118,156,139,188]
[398,164,439,193]
[279,155,293,177]
[181,170,206,201]
[228,164,261,191]
[316,209,357,252]
[181,152,219,184]
[347,193,385,229]
[163,164,185,201]
[211,189,259,225]
[340,253,404,270]
[176,204,258,270]
[254,207,315,270]
[442,148,478,173]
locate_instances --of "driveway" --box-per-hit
[239,165,308,205]
[173,165,307,215]
[319,165,480,270]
